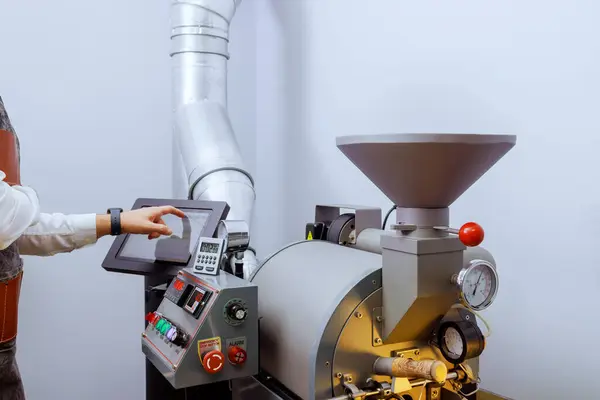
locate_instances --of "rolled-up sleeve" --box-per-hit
[17,213,98,256]
[0,171,40,250]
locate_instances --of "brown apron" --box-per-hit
[0,96,26,400]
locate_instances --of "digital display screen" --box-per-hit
[185,287,206,313]
[200,242,220,254]
[117,208,210,264]
[173,279,185,291]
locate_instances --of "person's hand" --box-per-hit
[122,206,186,239]
[96,206,186,239]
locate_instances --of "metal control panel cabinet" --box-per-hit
[142,268,258,389]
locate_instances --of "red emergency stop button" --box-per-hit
[202,350,225,374]
[228,346,247,365]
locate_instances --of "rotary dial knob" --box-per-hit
[227,303,247,322]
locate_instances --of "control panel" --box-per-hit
[142,268,258,389]
[192,237,225,276]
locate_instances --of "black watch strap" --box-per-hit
[106,208,123,236]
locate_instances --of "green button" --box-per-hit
[160,322,172,335]
[155,319,165,330]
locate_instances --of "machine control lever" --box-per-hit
[434,222,485,247]
[372,357,448,384]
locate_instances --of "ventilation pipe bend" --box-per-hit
[171,0,258,277]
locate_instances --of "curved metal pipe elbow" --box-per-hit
[171,0,258,276]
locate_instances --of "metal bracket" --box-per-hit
[393,347,421,360]
[372,307,384,346]
[342,378,367,400]
[144,283,168,302]
[391,377,411,394]
[427,385,442,400]
[315,204,381,237]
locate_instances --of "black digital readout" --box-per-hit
[187,288,206,308]
[182,286,212,318]
[200,242,220,254]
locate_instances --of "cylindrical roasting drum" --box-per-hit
[251,240,381,400]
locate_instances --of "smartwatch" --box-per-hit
[106,208,124,236]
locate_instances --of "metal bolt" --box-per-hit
[325,361,330,367]
[414,350,420,356]
[399,354,405,358]
[336,373,343,379]
[432,389,439,397]
[355,312,363,319]
[465,315,470,320]
[372,280,377,285]
[375,338,382,344]
[376,316,383,322]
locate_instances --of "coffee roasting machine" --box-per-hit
[99,1,518,399]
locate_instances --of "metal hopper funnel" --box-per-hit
[336,133,517,209]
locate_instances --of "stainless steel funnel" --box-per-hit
[336,133,516,208]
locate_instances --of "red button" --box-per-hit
[202,350,225,374]
[145,312,159,325]
[228,346,247,365]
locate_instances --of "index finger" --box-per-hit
[157,206,186,218]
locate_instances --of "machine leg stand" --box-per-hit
[144,275,231,400]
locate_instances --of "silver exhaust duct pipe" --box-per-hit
[171,0,258,277]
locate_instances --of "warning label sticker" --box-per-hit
[197,337,221,360]
[225,336,246,351]
[307,231,313,240]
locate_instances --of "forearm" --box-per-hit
[96,214,111,239]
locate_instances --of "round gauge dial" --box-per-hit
[443,326,464,359]
[456,260,498,311]
[438,320,485,364]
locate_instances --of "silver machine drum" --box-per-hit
[252,240,382,399]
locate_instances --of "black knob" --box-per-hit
[171,330,189,347]
[228,303,247,321]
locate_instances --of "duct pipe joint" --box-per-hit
[171,0,241,58]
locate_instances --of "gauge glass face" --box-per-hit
[443,327,464,359]
[462,263,497,310]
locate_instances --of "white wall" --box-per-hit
[0,0,256,398]
[254,0,600,399]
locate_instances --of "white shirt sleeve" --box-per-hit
[16,213,98,256]
[0,170,41,250]
[0,169,99,256]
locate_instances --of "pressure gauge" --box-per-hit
[438,320,485,364]
[454,259,498,311]
[217,220,250,252]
